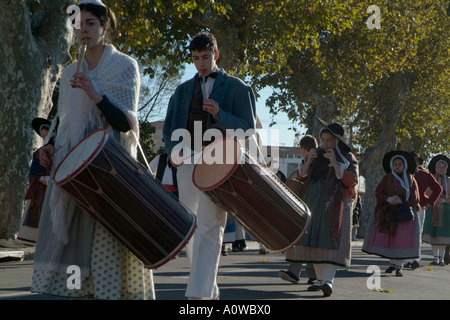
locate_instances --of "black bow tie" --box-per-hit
[199,72,217,81]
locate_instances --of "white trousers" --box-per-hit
[178,162,227,299]
[313,263,337,285]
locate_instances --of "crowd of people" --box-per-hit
[19,0,449,300]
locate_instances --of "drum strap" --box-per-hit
[104,120,153,175]
[156,154,179,191]
[156,154,168,182]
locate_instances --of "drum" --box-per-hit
[53,129,196,269]
[192,137,311,253]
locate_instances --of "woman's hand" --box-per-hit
[70,72,103,104]
[387,195,402,205]
[37,144,54,169]
[323,149,337,166]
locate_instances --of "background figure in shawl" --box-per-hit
[422,154,450,266]
[284,122,358,297]
[31,0,155,300]
[18,118,52,242]
[279,134,318,285]
[163,32,256,299]
[352,195,362,241]
[362,151,421,277]
[404,152,442,269]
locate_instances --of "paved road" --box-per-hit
[1,241,449,301]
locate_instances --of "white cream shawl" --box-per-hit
[46,44,140,244]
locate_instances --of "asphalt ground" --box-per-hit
[1,240,449,304]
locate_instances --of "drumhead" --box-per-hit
[193,137,243,190]
[53,129,108,185]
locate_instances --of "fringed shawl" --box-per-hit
[45,44,140,244]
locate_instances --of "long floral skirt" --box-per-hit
[31,183,155,300]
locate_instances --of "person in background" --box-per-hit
[362,151,420,277]
[18,118,52,242]
[422,154,450,266]
[284,119,358,297]
[278,134,318,285]
[404,151,442,269]
[352,195,362,241]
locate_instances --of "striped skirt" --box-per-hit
[286,179,352,269]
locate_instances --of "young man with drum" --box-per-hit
[163,32,257,299]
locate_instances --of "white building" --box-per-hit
[148,120,302,180]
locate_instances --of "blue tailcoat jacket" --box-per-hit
[163,69,257,155]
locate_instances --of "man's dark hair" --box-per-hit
[188,32,218,53]
[300,135,318,151]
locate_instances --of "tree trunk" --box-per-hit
[358,71,408,237]
[0,0,72,239]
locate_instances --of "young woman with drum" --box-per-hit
[31,0,155,300]
[286,118,359,297]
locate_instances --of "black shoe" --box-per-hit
[278,270,299,284]
[411,261,420,269]
[322,283,333,297]
[307,284,322,292]
[404,262,412,268]
[385,265,395,273]
[395,269,403,277]
[221,244,228,256]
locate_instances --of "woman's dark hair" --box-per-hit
[78,3,117,39]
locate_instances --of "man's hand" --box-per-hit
[202,99,220,120]
[170,149,184,167]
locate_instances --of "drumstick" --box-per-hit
[130,130,154,176]
[71,41,87,88]
[200,71,207,99]
[76,41,87,73]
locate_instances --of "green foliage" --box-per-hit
[138,121,165,162]
[30,0,450,161]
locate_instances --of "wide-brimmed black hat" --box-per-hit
[31,118,51,136]
[410,151,424,165]
[316,116,351,152]
[382,150,416,175]
[428,154,450,176]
